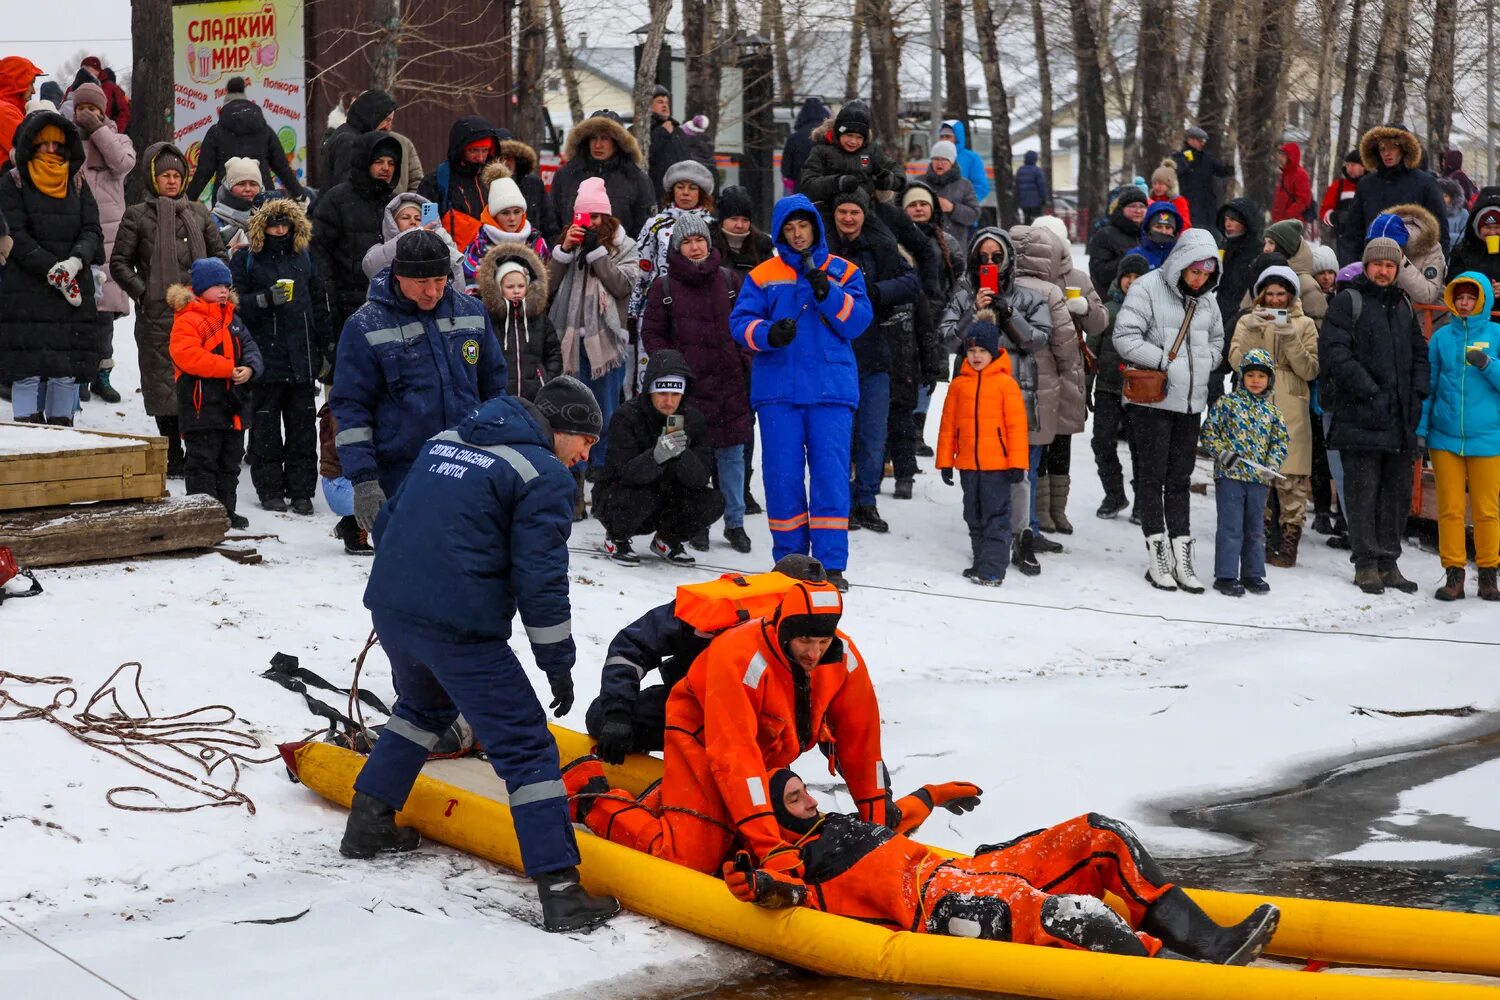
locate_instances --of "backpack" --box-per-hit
[673,571,806,633]
[652,267,740,322]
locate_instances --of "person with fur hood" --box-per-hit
[230,197,331,515]
[1146,160,1192,229]
[1364,205,1446,305]
[461,169,550,287]
[415,114,502,252]
[1271,142,1312,224]
[938,228,1054,575]
[1113,228,1227,593]
[1254,220,1329,321]
[497,137,552,240]
[475,242,562,401]
[630,158,716,321]
[361,191,466,288]
[1339,123,1451,263]
[1229,264,1319,567]
[1087,186,1149,291]
[548,111,656,244]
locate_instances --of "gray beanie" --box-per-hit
[534,375,603,438]
[1362,237,1404,268]
[669,213,712,252]
[1185,126,1208,142]
[663,158,716,196]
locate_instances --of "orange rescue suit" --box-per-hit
[582,582,888,873]
[936,351,1030,473]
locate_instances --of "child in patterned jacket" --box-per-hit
[1200,348,1289,597]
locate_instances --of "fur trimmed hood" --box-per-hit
[1383,201,1440,259]
[166,283,239,311]
[498,139,539,179]
[1359,125,1423,172]
[476,241,549,318]
[562,115,643,167]
[246,197,312,253]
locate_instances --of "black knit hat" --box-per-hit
[1344,148,1362,165]
[716,184,756,223]
[834,102,871,139]
[534,375,603,438]
[392,229,452,279]
[831,187,870,215]
[650,84,671,99]
[768,768,819,835]
[1118,254,1151,280]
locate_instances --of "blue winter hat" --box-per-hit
[964,309,1001,357]
[190,257,233,295]
[1366,212,1409,247]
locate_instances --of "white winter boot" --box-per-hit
[1170,535,1205,594]
[1144,534,1177,591]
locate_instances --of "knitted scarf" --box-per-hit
[148,194,206,298]
[26,151,69,198]
[550,240,625,380]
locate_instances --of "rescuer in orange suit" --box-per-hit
[718,769,1281,965]
[562,579,891,875]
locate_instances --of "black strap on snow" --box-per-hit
[262,652,392,714]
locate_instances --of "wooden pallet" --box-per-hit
[0,422,167,511]
[0,495,228,567]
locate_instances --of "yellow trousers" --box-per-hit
[1430,449,1500,569]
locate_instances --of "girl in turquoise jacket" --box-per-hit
[1417,272,1500,600]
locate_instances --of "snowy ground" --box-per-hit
[4,314,1499,998]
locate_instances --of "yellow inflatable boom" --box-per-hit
[287,738,1500,999]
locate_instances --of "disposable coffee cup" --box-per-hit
[276,278,295,301]
[1216,249,1225,260]
[1065,286,1082,299]
[1486,235,1500,254]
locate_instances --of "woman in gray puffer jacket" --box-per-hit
[1112,227,1226,593]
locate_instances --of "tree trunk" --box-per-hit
[1227,0,1257,186]
[1098,0,1138,178]
[128,0,173,203]
[1336,0,1366,160]
[1137,0,1181,176]
[370,0,402,94]
[1029,0,1054,198]
[1180,0,1210,114]
[1425,0,1458,160]
[514,0,548,147]
[1235,0,1294,211]
[1306,0,1348,204]
[973,0,1016,225]
[944,0,970,121]
[759,0,794,105]
[845,0,866,102]
[548,0,584,126]
[683,0,724,149]
[631,0,673,150]
[1388,0,1412,126]
[866,0,900,149]
[1360,0,1403,132]
[1196,0,1239,153]
[1069,0,1109,222]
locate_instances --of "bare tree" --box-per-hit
[1196,0,1239,153]
[1235,0,1295,211]
[1360,0,1404,132]
[944,0,970,121]
[973,0,1017,225]
[760,0,795,105]
[129,0,174,202]
[1426,0,1459,160]
[1098,0,1141,177]
[514,0,548,146]
[1305,0,1348,201]
[1388,0,1412,125]
[548,0,584,125]
[1069,0,1110,220]
[683,0,725,148]
[845,0,866,102]
[1336,0,1366,158]
[866,0,901,147]
[370,0,402,93]
[1137,0,1182,174]
[1029,0,1054,194]
[631,0,673,148]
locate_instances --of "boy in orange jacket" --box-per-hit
[935,310,1030,585]
[168,258,262,528]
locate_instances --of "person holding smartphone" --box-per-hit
[361,192,467,288]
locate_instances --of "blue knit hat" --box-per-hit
[190,257,233,295]
[964,309,1001,358]
[1366,212,1410,247]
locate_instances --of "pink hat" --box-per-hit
[573,177,612,217]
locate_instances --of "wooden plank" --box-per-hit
[0,449,155,487]
[0,472,168,510]
[0,422,166,462]
[0,495,228,567]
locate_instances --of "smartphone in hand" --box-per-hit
[979,264,1000,294]
[420,201,440,227]
[573,211,591,230]
[665,414,685,433]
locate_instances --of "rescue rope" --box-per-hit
[0,663,279,814]
[567,546,1500,649]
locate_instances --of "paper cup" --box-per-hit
[1065,286,1082,300]
[1216,249,1225,260]
[276,278,295,301]
[1486,235,1500,254]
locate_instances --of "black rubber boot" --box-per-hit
[852,504,889,533]
[339,791,421,858]
[1096,492,1129,519]
[535,867,621,932]
[1011,530,1041,576]
[913,411,935,457]
[1140,887,1280,966]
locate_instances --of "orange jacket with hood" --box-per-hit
[936,350,1030,472]
[0,57,44,158]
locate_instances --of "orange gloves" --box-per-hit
[723,851,808,908]
[924,781,983,815]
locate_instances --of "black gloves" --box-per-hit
[839,173,863,193]
[768,318,798,348]
[547,672,574,717]
[580,229,600,256]
[866,282,882,309]
[940,468,954,486]
[806,267,830,302]
[596,709,634,765]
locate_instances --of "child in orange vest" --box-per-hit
[168,258,262,528]
[935,309,1030,585]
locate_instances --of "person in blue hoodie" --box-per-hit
[730,194,873,591]
[941,119,992,208]
[1135,201,1184,270]
[332,229,507,531]
[1015,150,1049,224]
[342,378,622,934]
[1419,273,1500,601]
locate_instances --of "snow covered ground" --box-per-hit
[4,315,1499,997]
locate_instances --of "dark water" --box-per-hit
[652,722,1500,1000]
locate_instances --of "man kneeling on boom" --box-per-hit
[720,770,1280,965]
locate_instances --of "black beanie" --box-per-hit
[392,229,452,279]
[831,188,870,215]
[534,375,604,438]
[768,768,819,836]
[834,102,871,138]
[1344,149,1362,165]
[717,184,756,223]
[1118,253,1151,280]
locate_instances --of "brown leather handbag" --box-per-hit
[1122,299,1196,404]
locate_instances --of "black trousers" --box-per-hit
[1310,411,1333,514]
[1091,391,1134,498]
[249,382,318,501]
[183,428,245,515]
[96,310,119,364]
[155,415,184,463]
[887,399,918,479]
[1042,434,1073,476]
[599,481,726,543]
[1340,449,1415,570]
[1129,406,1200,538]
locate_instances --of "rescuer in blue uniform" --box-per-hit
[730,194,873,591]
[339,375,620,934]
[332,228,507,532]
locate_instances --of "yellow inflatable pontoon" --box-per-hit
[283,734,1500,999]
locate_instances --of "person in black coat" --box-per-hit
[499,137,552,241]
[0,109,103,425]
[475,240,562,401]
[1086,186,1148,291]
[1318,237,1430,594]
[711,184,774,273]
[311,132,402,339]
[1447,187,1500,292]
[547,112,656,245]
[646,86,690,195]
[797,102,906,210]
[1172,127,1235,233]
[1339,124,1451,264]
[319,89,396,189]
[231,197,331,513]
[596,349,725,565]
[186,97,305,202]
[1214,198,1263,338]
[781,96,830,195]
[415,115,500,248]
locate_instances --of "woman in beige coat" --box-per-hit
[1229,264,1319,567]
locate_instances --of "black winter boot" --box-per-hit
[1380,564,1419,594]
[340,791,421,858]
[1479,567,1500,601]
[913,412,935,458]
[535,866,621,932]
[1096,491,1129,519]
[1140,887,1280,966]
[1012,530,1041,576]
[91,369,122,404]
[723,525,752,553]
[851,504,889,533]
[336,516,374,555]
[45,415,74,427]
[892,477,914,500]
